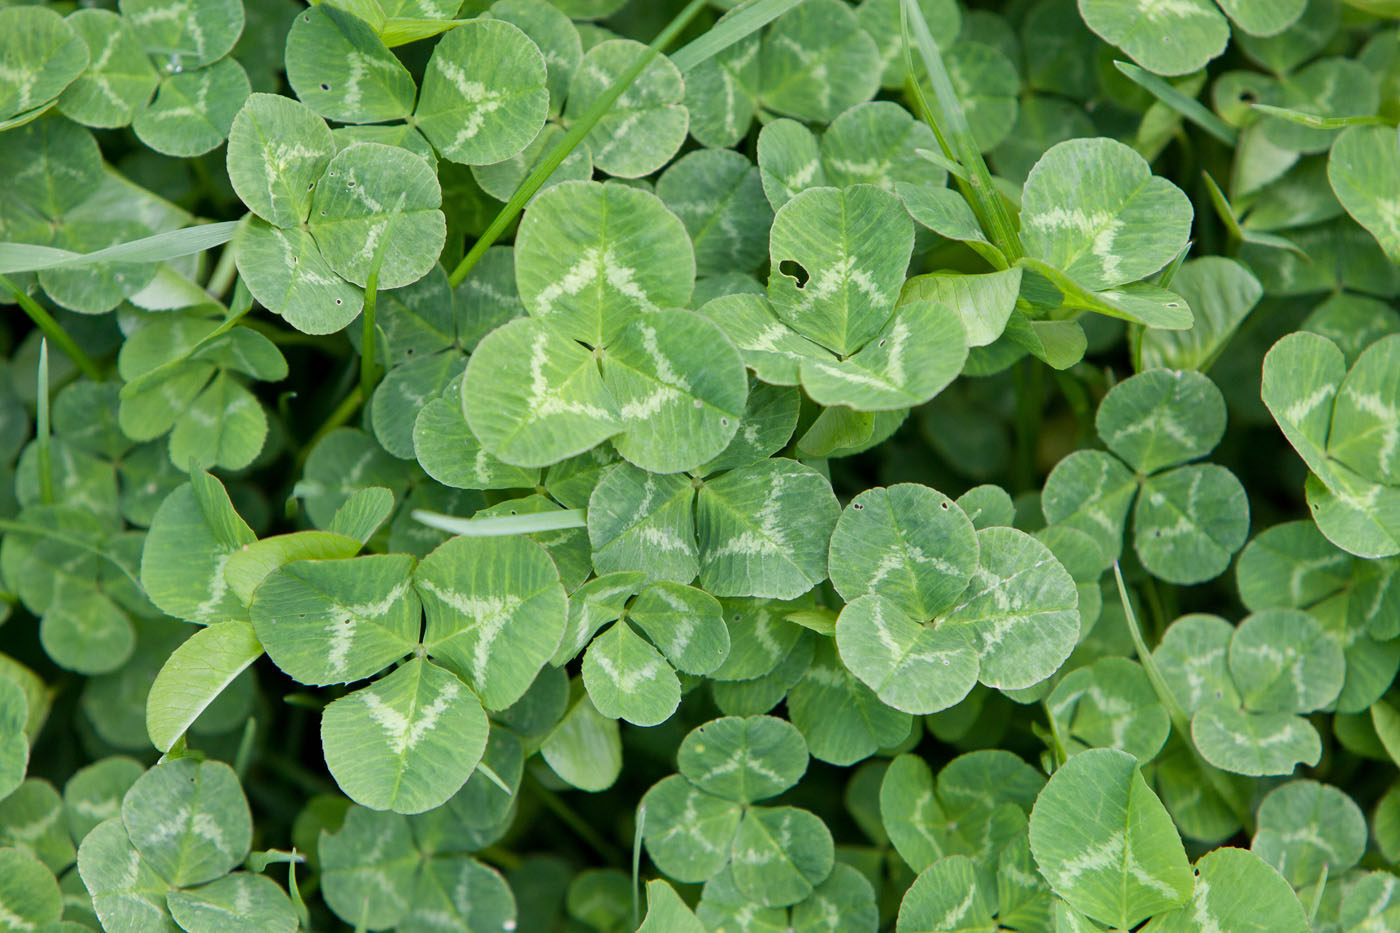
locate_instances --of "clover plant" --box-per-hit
[4,0,1400,929]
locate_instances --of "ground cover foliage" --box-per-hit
[4,0,1400,928]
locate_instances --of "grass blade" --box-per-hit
[412,508,587,536]
[360,194,403,403]
[670,0,804,72]
[900,0,1022,262]
[1250,103,1386,130]
[36,340,53,505]
[1114,60,1237,146]
[0,274,102,382]
[0,220,240,274]
[447,0,711,288]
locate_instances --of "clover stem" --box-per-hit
[0,274,102,382]
[1114,563,1255,832]
[526,773,624,864]
[296,386,363,472]
[447,0,709,289]
[1012,358,1043,492]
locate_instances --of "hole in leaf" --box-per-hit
[320,83,330,91]
[878,338,887,347]
[940,502,949,510]
[779,259,809,288]
[1240,90,1258,104]
[719,417,729,426]
[335,298,343,305]
[852,502,864,510]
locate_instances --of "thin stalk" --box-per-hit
[36,341,53,505]
[0,274,102,381]
[632,802,647,929]
[900,0,1022,261]
[1114,564,1254,831]
[294,386,364,471]
[0,519,140,587]
[1012,358,1043,493]
[447,0,707,289]
[526,774,624,864]
[119,303,253,399]
[360,195,403,403]
[478,845,525,872]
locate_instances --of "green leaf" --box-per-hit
[628,581,729,675]
[146,621,262,752]
[759,0,880,123]
[1251,779,1365,887]
[318,805,416,929]
[1078,0,1228,76]
[1152,613,1240,714]
[581,620,680,726]
[1329,334,1400,486]
[58,10,158,129]
[1146,847,1309,933]
[514,180,695,348]
[121,0,242,70]
[941,526,1079,690]
[414,20,548,166]
[836,594,980,714]
[641,774,742,883]
[730,806,834,908]
[413,391,540,492]
[461,316,621,468]
[787,640,912,766]
[1134,464,1250,585]
[767,184,914,357]
[895,854,996,932]
[321,657,488,814]
[226,93,335,228]
[140,480,255,624]
[122,759,251,887]
[166,872,298,933]
[677,715,807,804]
[0,846,59,928]
[1191,702,1321,776]
[586,463,698,583]
[284,5,415,124]
[77,817,175,932]
[601,309,748,474]
[828,484,979,619]
[308,142,445,290]
[700,293,834,388]
[251,554,419,686]
[1137,257,1263,372]
[415,533,568,710]
[656,148,773,279]
[821,100,940,192]
[899,268,1022,349]
[1230,609,1344,713]
[566,40,687,178]
[696,458,840,599]
[1048,657,1171,763]
[0,779,73,872]
[1096,369,1226,474]
[132,58,251,158]
[879,751,1042,878]
[1019,137,1194,292]
[756,118,826,211]
[540,690,621,791]
[799,301,967,411]
[0,7,88,122]
[328,486,395,544]
[235,221,363,334]
[1328,125,1400,264]
[1027,747,1193,929]
[638,879,703,933]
